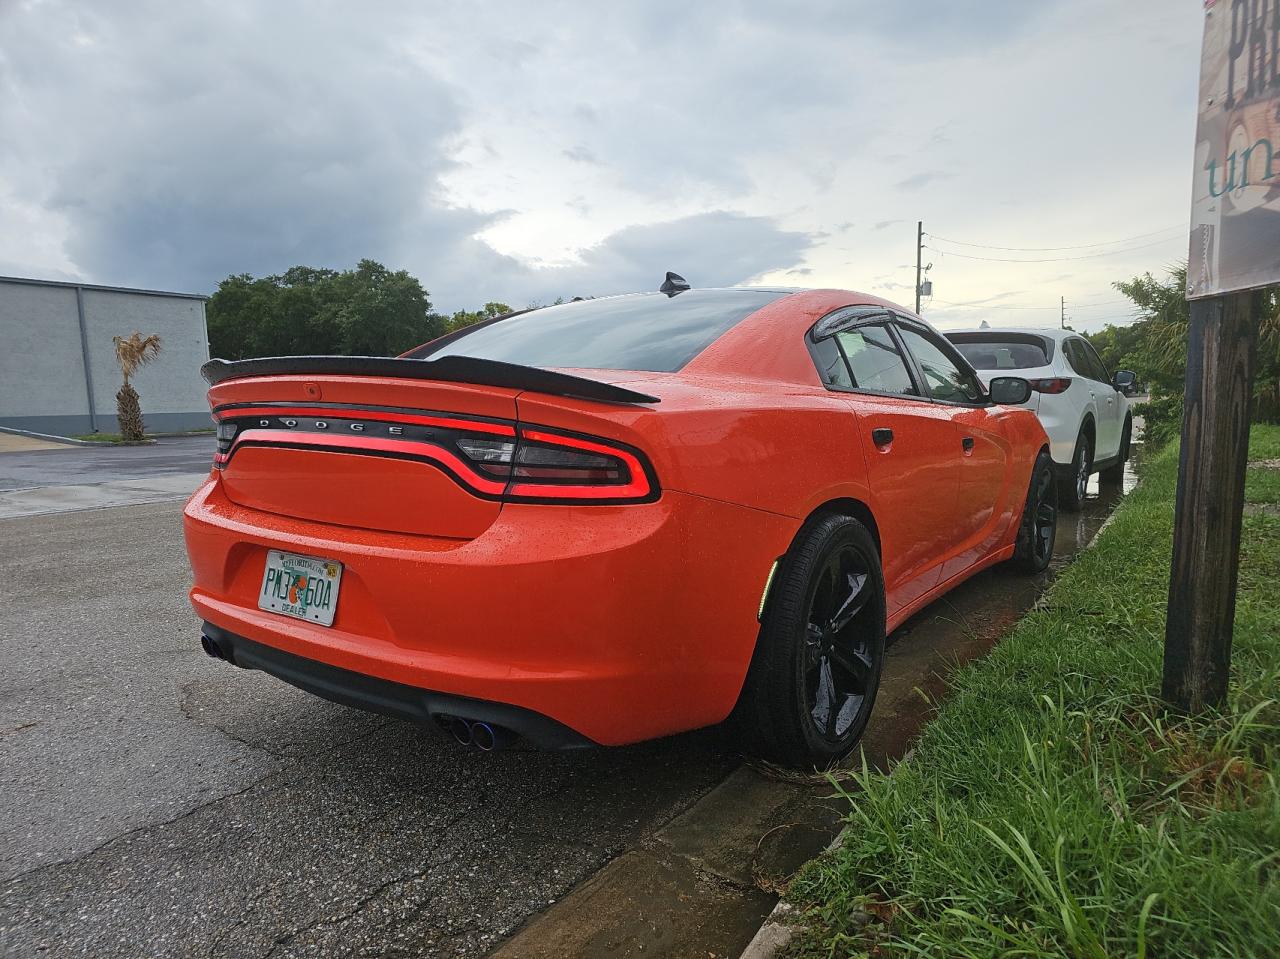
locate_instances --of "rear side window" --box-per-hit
[1079,339,1112,382]
[951,338,1050,370]
[836,325,918,396]
[415,289,788,372]
[896,326,985,404]
[1064,338,1109,383]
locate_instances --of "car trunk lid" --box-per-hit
[204,357,660,540]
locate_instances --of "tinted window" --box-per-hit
[1079,340,1112,382]
[897,326,984,403]
[835,325,918,396]
[811,336,854,389]
[416,289,788,372]
[951,338,1049,370]
[1064,338,1107,382]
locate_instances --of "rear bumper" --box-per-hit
[183,477,797,746]
[200,622,593,749]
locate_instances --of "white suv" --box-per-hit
[945,329,1134,511]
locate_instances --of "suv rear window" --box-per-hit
[413,289,789,372]
[947,333,1052,370]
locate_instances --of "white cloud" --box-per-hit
[0,0,1203,324]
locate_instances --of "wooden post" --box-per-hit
[1162,290,1259,712]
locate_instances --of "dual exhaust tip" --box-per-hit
[437,715,517,751]
[200,633,235,665]
[199,633,517,751]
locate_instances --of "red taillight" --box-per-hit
[211,403,658,505]
[455,427,657,503]
[1029,377,1072,395]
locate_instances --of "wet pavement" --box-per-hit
[0,446,1136,959]
[0,434,213,491]
[0,435,214,519]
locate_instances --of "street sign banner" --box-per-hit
[1188,0,1280,299]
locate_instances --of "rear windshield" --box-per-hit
[413,289,789,372]
[948,335,1051,370]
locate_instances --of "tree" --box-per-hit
[443,301,513,334]
[206,260,446,359]
[1095,264,1280,445]
[112,332,163,441]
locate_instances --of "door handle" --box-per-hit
[962,436,975,452]
[871,427,893,447]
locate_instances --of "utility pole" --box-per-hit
[915,220,923,314]
[1163,292,1259,711]
[1061,296,1066,330]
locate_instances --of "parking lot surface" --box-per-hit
[0,435,213,519]
[0,442,1133,958]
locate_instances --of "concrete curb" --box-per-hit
[0,426,99,447]
[0,426,202,447]
[737,748,916,959]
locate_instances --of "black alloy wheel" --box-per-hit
[1013,450,1057,573]
[733,513,886,768]
[804,545,877,742]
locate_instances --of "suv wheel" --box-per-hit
[1059,430,1092,512]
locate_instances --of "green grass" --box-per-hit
[72,433,133,443]
[785,426,1280,958]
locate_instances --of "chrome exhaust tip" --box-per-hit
[448,718,474,747]
[472,722,497,751]
[472,722,518,751]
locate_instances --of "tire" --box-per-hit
[733,513,886,769]
[1100,416,1132,485]
[1059,429,1093,512]
[1012,450,1057,573]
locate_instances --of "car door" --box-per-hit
[1065,337,1120,460]
[893,321,1013,581]
[1078,338,1123,460]
[809,321,960,615]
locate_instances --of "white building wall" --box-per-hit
[81,288,211,429]
[0,277,211,436]
[0,282,90,430]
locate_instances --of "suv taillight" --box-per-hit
[1029,377,1072,394]
[457,427,657,504]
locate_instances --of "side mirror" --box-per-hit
[1113,370,1136,393]
[988,376,1032,405]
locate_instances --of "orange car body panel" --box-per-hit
[183,289,1048,745]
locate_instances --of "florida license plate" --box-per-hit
[258,550,343,626]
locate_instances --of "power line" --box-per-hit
[922,234,1184,264]
[925,224,1184,252]
[931,298,1131,311]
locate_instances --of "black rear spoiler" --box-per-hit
[200,355,661,405]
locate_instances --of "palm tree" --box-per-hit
[112,332,163,440]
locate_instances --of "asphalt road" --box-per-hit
[0,441,1134,958]
[0,435,215,491]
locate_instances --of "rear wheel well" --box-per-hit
[1080,415,1096,443]
[807,498,881,556]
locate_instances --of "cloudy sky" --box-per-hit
[0,0,1203,330]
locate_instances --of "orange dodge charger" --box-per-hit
[185,284,1056,767]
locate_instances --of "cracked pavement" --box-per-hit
[0,500,736,958]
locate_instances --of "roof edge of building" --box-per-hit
[0,274,209,301]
